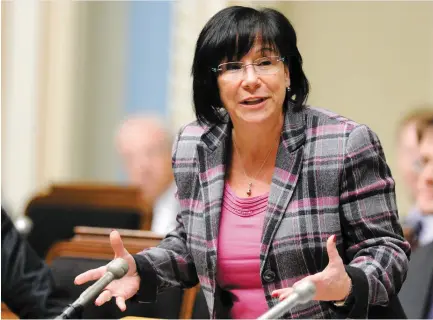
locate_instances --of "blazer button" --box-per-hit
[263,269,276,283]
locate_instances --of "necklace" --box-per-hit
[232,135,278,197]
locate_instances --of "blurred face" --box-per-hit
[417,127,433,214]
[397,121,420,200]
[217,42,290,125]
[118,126,172,204]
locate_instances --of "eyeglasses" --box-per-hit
[413,158,427,174]
[212,56,285,79]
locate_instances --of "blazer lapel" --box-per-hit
[196,117,231,295]
[260,107,306,273]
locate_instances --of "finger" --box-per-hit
[116,296,126,312]
[270,288,293,300]
[95,290,112,306]
[326,234,341,264]
[74,266,107,285]
[110,230,128,257]
[271,288,287,297]
[278,288,294,301]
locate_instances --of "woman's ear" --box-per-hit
[284,66,290,88]
[285,76,291,89]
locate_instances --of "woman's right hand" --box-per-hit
[74,230,141,311]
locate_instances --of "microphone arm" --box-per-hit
[55,258,129,319]
[257,280,316,320]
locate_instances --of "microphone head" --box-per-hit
[107,258,129,279]
[293,280,316,303]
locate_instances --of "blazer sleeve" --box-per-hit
[339,125,411,312]
[132,129,199,302]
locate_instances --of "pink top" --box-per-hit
[217,183,269,319]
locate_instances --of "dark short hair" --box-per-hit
[417,116,433,142]
[398,107,433,130]
[192,6,310,125]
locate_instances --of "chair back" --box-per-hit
[26,183,152,258]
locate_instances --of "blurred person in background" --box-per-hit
[416,116,433,234]
[76,6,409,319]
[116,115,179,236]
[397,108,433,248]
[1,206,69,318]
[399,115,433,319]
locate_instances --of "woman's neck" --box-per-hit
[231,114,283,160]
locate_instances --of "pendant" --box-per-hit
[246,182,252,196]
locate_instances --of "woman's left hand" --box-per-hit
[271,235,352,302]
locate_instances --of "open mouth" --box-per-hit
[241,97,267,105]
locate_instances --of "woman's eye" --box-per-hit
[225,63,242,71]
[257,59,272,66]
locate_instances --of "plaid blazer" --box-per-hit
[134,106,410,319]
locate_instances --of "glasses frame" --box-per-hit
[211,56,286,78]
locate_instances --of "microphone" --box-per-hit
[55,258,129,319]
[257,280,316,320]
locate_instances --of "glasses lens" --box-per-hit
[219,62,243,74]
[413,159,423,173]
[254,56,281,74]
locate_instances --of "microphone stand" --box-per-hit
[55,304,83,319]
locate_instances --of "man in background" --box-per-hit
[399,115,433,319]
[415,116,433,245]
[116,115,179,235]
[397,108,433,247]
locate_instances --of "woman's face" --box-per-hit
[217,42,290,126]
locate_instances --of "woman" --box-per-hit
[75,6,410,319]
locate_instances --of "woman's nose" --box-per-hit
[242,65,260,89]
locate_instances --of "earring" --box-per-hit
[286,86,291,92]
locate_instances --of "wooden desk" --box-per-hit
[1,302,18,319]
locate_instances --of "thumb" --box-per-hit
[326,235,341,265]
[110,230,128,258]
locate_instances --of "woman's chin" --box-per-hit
[238,113,272,124]
[234,107,281,125]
